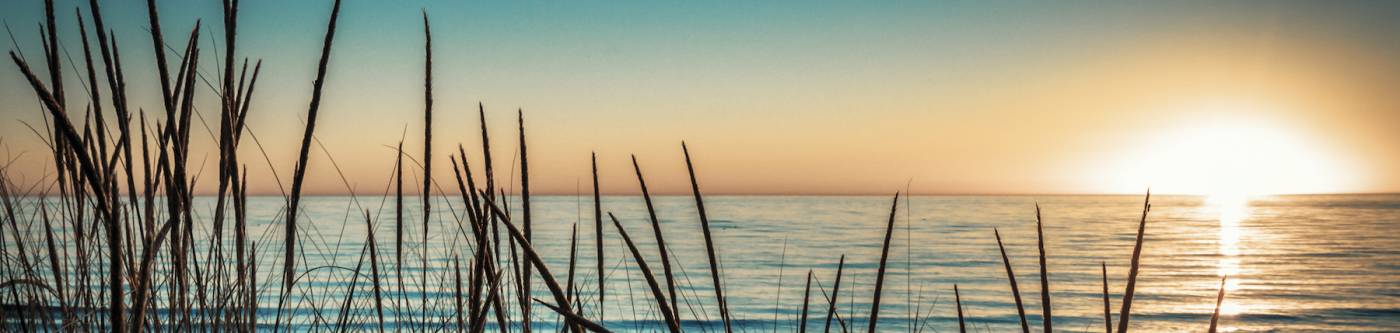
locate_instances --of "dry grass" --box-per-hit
[0,2,1233,332]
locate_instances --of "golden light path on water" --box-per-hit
[1211,193,1249,317]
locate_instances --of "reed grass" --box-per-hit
[592,151,605,323]
[682,142,733,333]
[630,155,678,322]
[518,109,535,333]
[953,284,966,333]
[865,192,900,333]
[420,11,436,328]
[1101,262,1112,333]
[822,254,845,333]
[608,212,681,333]
[799,270,813,333]
[1209,276,1227,333]
[276,0,342,330]
[994,228,1030,333]
[1115,191,1151,333]
[1,2,1233,332]
[1035,204,1052,332]
[482,194,581,333]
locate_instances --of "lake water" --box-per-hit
[237,194,1400,332]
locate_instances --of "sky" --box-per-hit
[1,0,1398,196]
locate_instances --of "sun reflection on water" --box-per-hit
[1209,193,1250,316]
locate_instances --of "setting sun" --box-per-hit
[1,1,1396,332]
[1110,99,1358,197]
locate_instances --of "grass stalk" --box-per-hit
[519,109,534,333]
[630,155,678,321]
[866,192,900,333]
[419,12,434,331]
[799,270,813,333]
[994,228,1029,333]
[954,284,966,333]
[277,0,344,330]
[1115,191,1151,333]
[591,152,604,322]
[682,142,732,333]
[822,254,845,333]
[367,210,387,332]
[1208,276,1227,333]
[608,212,680,333]
[1035,204,1052,332]
[1101,262,1111,333]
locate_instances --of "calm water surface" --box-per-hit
[237,194,1400,332]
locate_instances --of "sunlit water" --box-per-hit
[18,194,1399,331]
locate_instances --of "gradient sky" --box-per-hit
[2,0,1398,195]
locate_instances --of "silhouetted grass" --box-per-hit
[609,212,680,333]
[1,2,1233,332]
[1035,204,1052,332]
[866,192,900,333]
[1209,276,1228,333]
[994,228,1030,333]
[1102,262,1112,333]
[630,155,679,322]
[1116,191,1152,333]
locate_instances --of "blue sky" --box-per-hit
[2,0,1398,195]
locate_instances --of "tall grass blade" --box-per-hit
[1035,204,1052,332]
[1115,191,1151,333]
[1101,262,1111,333]
[519,109,534,333]
[682,142,731,333]
[420,10,435,330]
[591,152,604,322]
[822,254,845,333]
[607,212,680,333]
[799,270,813,333]
[367,210,387,332]
[277,0,343,330]
[994,228,1029,333]
[1208,276,1227,333]
[630,155,678,321]
[866,192,899,333]
[954,284,966,333]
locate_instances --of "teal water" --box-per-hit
[221,194,1400,332]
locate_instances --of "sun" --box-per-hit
[1108,99,1356,196]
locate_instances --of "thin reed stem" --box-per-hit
[1115,191,1151,333]
[682,142,732,333]
[1208,276,1227,333]
[866,192,900,333]
[994,228,1029,333]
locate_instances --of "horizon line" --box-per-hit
[118,191,1400,197]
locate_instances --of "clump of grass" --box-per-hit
[2,2,1234,332]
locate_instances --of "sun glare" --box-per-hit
[1110,99,1355,196]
